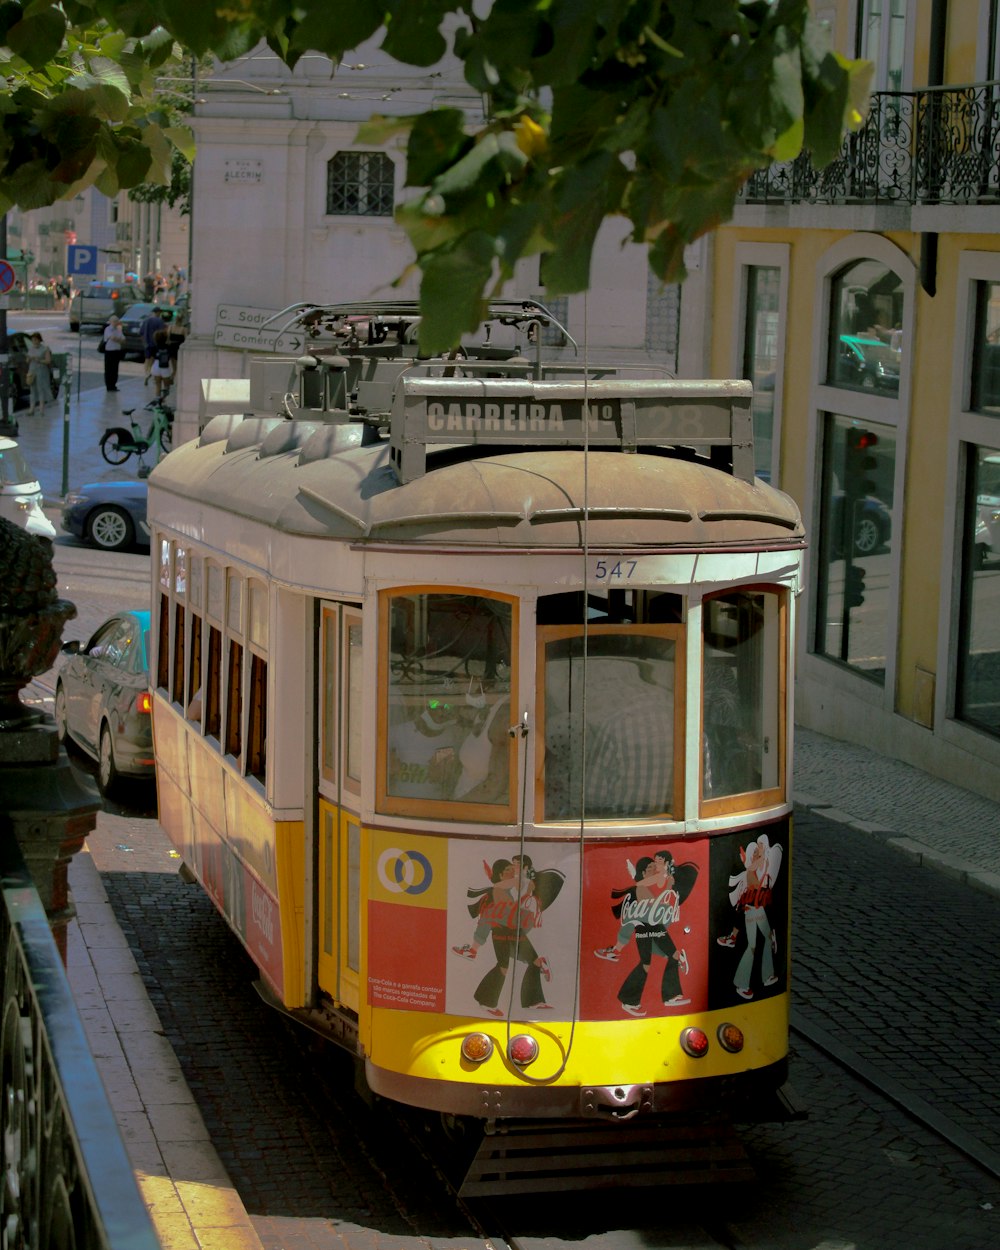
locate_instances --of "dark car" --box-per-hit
[118,302,162,360]
[831,490,892,556]
[835,335,900,395]
[6,330,61,409]
[61,480,149,551]
[55,610,153,796]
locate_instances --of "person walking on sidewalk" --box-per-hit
[102,315,125,391]
[141,305,166,385]
[25,332,54,415]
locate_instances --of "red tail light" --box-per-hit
[679,1027,710,1058]
[137,691,152,714]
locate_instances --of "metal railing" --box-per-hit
[741,81,1000,207]
[0,835,161,1250]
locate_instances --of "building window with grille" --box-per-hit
[326,152,395,217]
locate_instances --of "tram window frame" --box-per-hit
[535,622,685,823]
[376,587,518,824]
[171,602,186,706]
[344,613,363,797]
[320,606,339,788]
[225,638,244,761]
[700,586,786,818]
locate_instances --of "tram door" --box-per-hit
[317,603,364,1012]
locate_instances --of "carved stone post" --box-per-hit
[0,518,99,960]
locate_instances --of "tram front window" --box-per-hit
[539,630,680,821]
[702,590,783,806]
[380,591,514,816]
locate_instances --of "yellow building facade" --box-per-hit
[711,1,1000,800]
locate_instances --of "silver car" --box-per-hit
[55,610,154,796]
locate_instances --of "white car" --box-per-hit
[0,435,57,539]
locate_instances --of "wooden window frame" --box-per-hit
[376,587,518,824]
[699,586,787,819]
[534,622,686,823]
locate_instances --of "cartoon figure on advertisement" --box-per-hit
[595,850,698,1017]
[455,855,565,1016]
[716,833,783,999]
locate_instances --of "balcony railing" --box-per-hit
[0,834,161,1250]
[741,82,1000,207]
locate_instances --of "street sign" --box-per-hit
[0,260,14,293]
[67,244,98,277]
[214,303,335,354]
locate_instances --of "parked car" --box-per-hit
[120,302,159,359]
[974,452,1000,567]
[61,480,149,551]
[0,435,56,538]
[831,490,892,556]
[836,334,900,395]
[68,281,142,332]
[55,610,153,796]
[5,330,61,409]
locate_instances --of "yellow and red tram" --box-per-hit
[148,301,803,1191]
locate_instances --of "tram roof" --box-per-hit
[150,410,804,550]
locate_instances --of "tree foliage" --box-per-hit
[0,1,870,350]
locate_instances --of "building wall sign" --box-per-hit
[224,159,263,185]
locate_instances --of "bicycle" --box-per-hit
[100,398,174,471]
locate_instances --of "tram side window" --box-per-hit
[205,626,222,739]
[171,603,185,705]
[379,591,515,818]
[226,640,243,760]
[247,654,267,783]
[156,592,169,691]
[701,590,783,806]
[187,613,203,723]
[538,627,681,821]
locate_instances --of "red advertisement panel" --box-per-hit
[369,898,447,1012]
[580,840,711,1021]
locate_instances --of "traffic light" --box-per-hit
[845,427,878,499]
[845,564,866,608]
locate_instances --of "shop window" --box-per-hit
[378,591,515,820]
[326,151,394,217]
[702,590,784,809]
[826,260,903,396]
[743,265,780,481]
[970,281,1000,414]
[537,626,682,821]
[956,444,1000,737]
[814,414,896,682]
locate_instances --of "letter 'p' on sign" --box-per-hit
[67,245,98,276]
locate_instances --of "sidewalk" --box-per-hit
[61,722,1000,1249]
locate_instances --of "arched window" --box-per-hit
[326,151,395,217]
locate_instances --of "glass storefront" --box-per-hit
[957,445,1000,737]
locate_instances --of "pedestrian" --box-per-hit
[141,305,166,385]
[150,329,174,398]
[102,315,125,391]
[25,332,54,415]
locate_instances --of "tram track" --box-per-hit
[791,1011,1000,1182]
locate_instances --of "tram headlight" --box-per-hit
[508,1034,539,1067]
[716,1023,744,1053]
[679,1027,710,1059]
[460,1032,494,1063]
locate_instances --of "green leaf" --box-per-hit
[356,114,417,146]
[382,0,451,68]
[6,5,67,69]
[541,152,627,293]
[417,231,496,353]
[405,108,472,186]
[163,123,195,161]
[287,3,386,62]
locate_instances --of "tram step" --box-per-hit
[458,1117,755,1196]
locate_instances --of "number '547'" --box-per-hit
[594,559,637,580]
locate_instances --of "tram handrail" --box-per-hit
[0,834,161,1250]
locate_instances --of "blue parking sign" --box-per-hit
[67,244,98,277]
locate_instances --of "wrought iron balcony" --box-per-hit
[741,82,1000,207]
